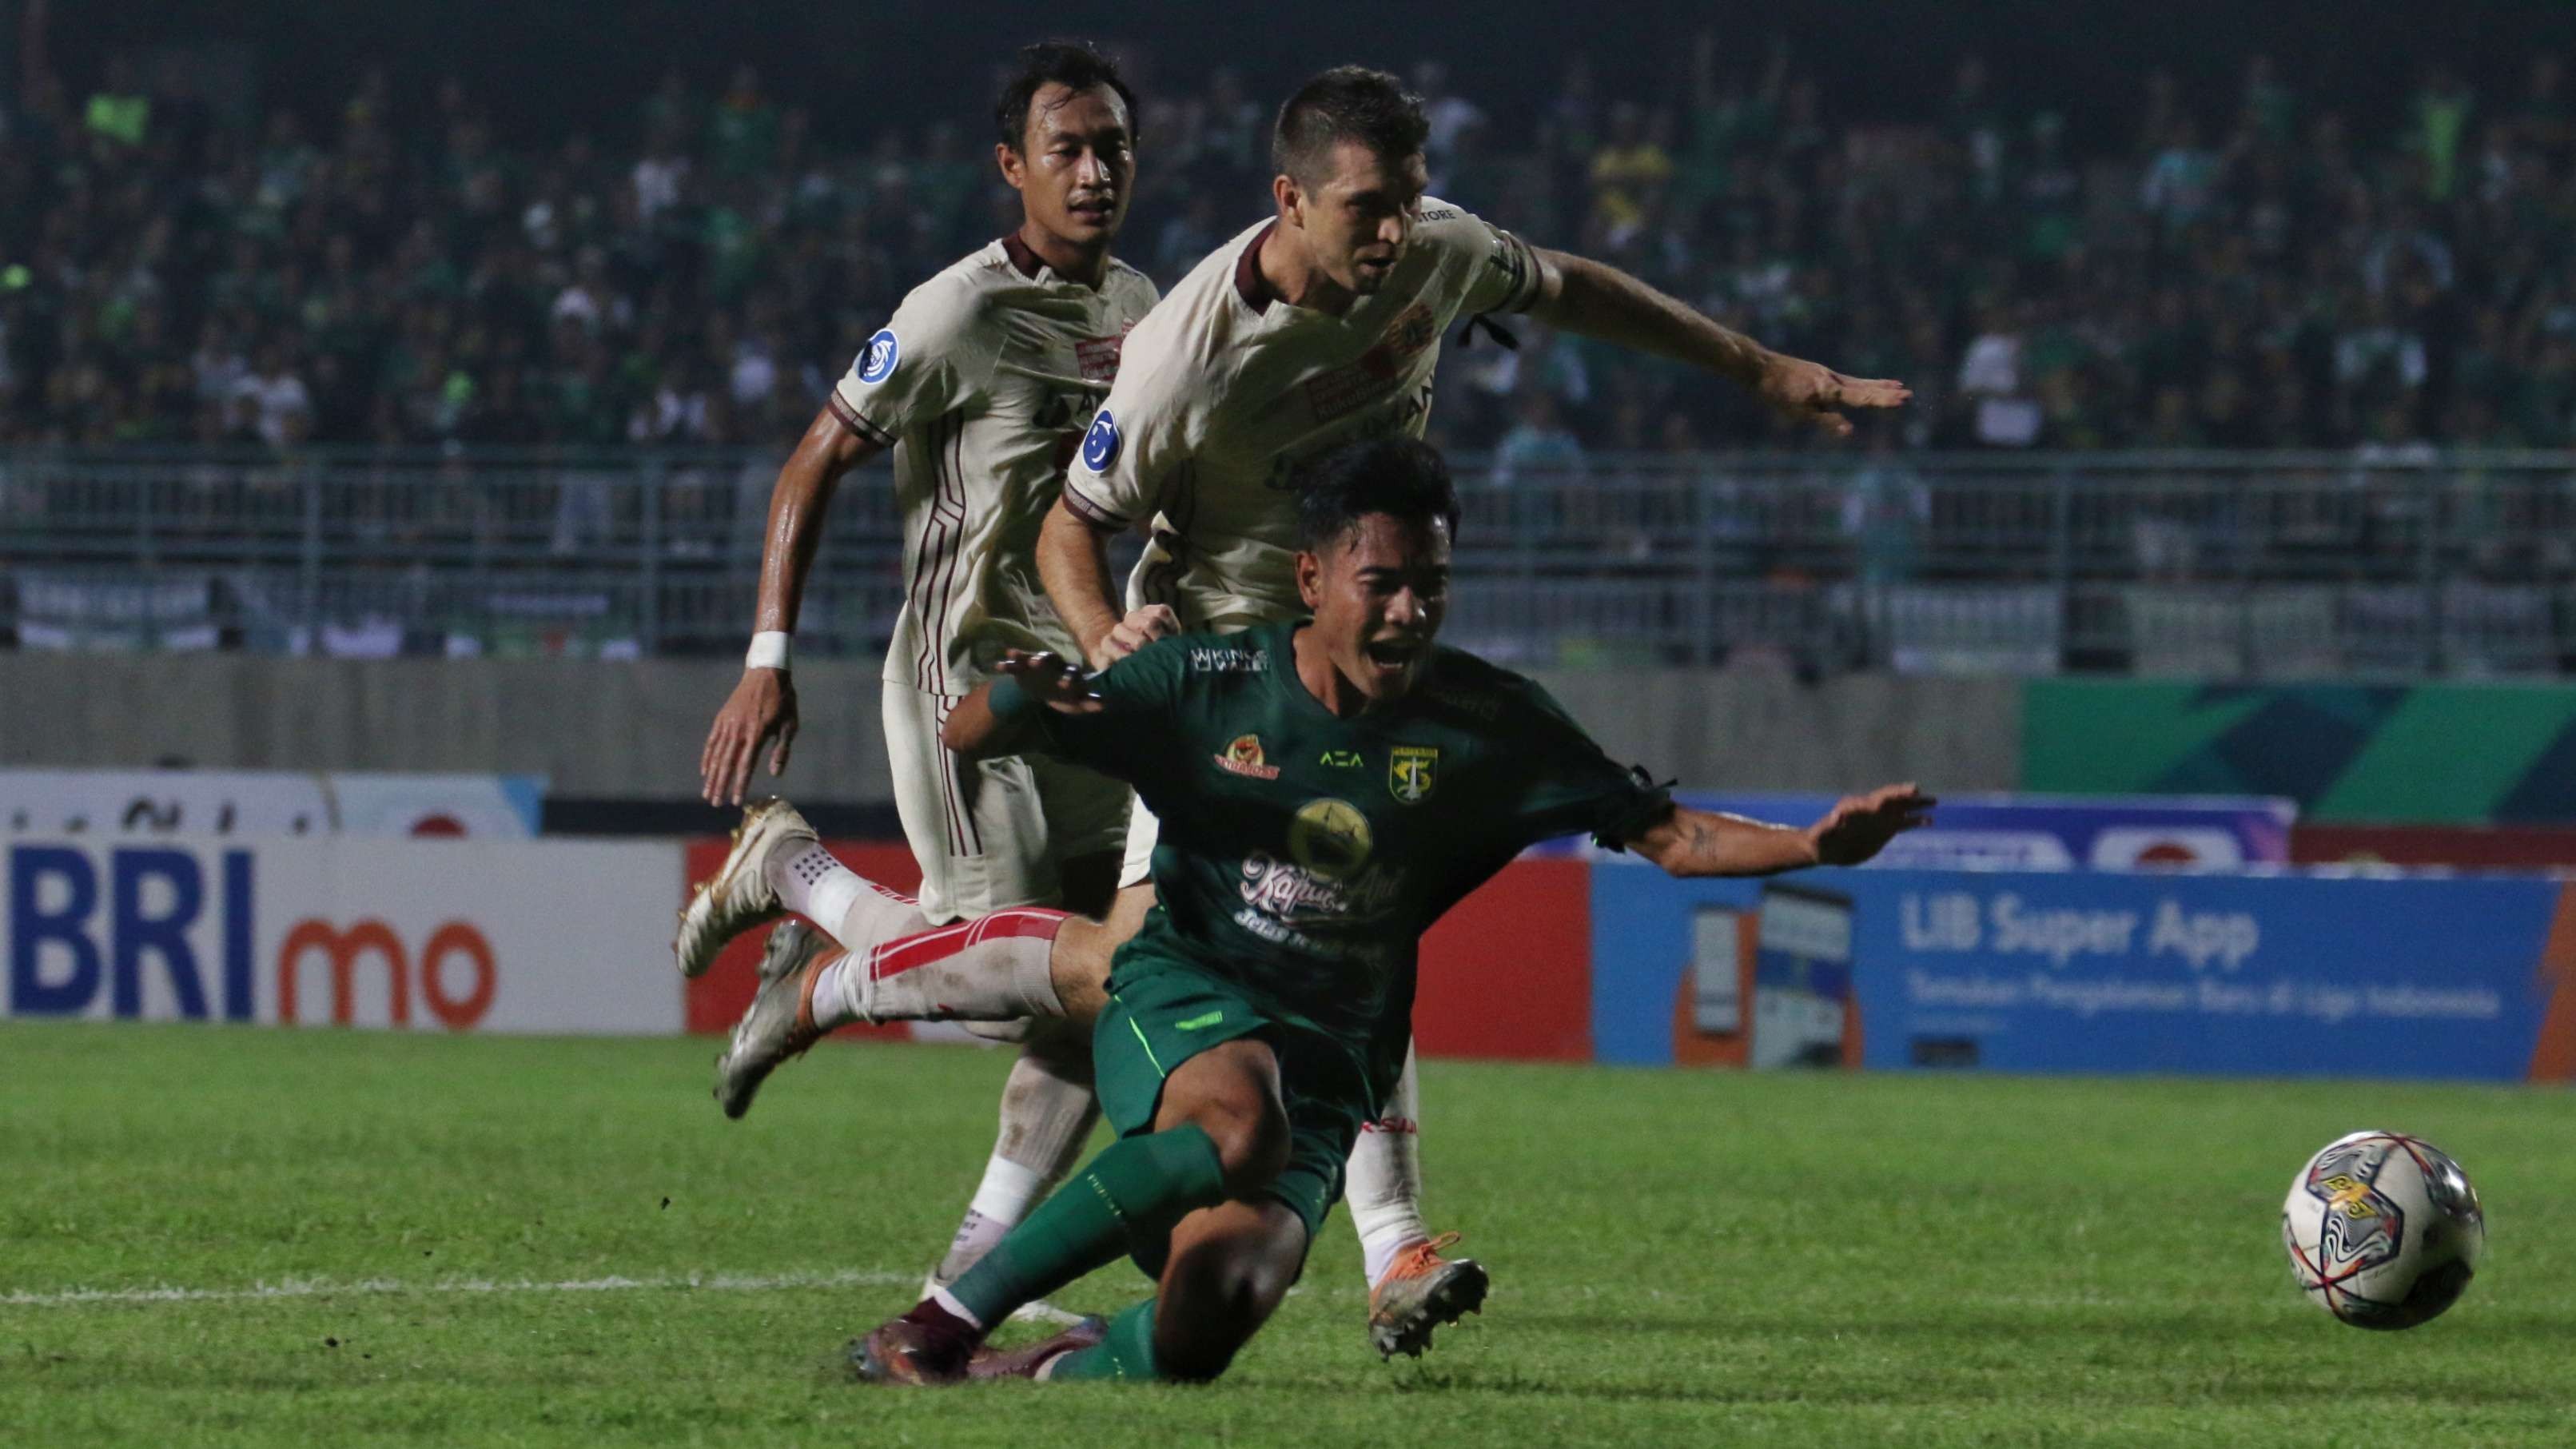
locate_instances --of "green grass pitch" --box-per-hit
[5,1022,2574,1446]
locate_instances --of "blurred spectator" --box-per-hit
[1493,390,1587,488]
[85,57,149,149]
[233,344,313,448]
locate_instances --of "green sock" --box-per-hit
[1045,1299,1158,1382]
[948,1125,1224,1328]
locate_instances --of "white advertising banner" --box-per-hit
[3,837,680,1035]
[1,770,546,838]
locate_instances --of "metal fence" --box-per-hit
[6,445,2576,678]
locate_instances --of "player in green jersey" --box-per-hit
[714,436,1929,1383]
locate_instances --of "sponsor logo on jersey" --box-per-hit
[1215,734,1280,780]
[1073,334,1125,384]
[1287,798,1372,879]
[1080,409,1121,472]
[1319,749,1364,769]
[1418,207,1460,222]
[1240,842,1405,926]
[1188,647,1268,674]
[1389,746,1439,803]
[858,328,900,385]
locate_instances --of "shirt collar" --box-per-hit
[1233,221,1280,313]
[1000,233,1047,280]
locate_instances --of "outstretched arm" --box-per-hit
[1626,784,1935,878]
[699,407,881,804]
[1523,248,1911,438]
[940,650,1105,758]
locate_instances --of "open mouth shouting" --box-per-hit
[1362,635,1424,681]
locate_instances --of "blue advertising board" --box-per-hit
[1590,862,2569,1081]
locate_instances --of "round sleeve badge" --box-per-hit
[857,328,900,385]
[1080,409,1121,473]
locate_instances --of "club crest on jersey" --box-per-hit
[1389,745,1439,803]
[1215,734,1280,780]
[1081,409,1121,472]
[858,328,900,385]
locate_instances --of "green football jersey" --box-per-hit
[1025,619,1669,1042]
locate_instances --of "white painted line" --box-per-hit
[1,1268,916,1309]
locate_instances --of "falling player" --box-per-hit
[715,436,1933,1383]
[691,42,1159,1318]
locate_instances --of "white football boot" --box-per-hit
[675,798,814,979]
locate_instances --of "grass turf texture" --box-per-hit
[3,1025,2573,1446]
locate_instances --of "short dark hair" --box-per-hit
[1295,436,1461,551]
[1272,66,1427,185]
[994,41,1139,153]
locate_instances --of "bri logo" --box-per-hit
[6,845,496,1029]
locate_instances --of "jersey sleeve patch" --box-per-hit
[1079,408,1121,473]
[856,328,901,385]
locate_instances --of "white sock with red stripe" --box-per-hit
[1346,1042,1433,1288]
[766,842,928,949]
[806,908,1069,1028]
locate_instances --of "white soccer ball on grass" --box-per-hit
[2282,1129,2484,1330]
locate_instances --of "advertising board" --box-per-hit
[4,837,676,1034]
[1589,861,2576,1081]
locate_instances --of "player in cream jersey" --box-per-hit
[1056,199,1539,632]
[695,42,1162,1324]
[838,241,1157,706]
[1031,65,1911,1355]
[834,236,1156,918]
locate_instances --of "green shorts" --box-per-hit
[1091,950,1380,1242]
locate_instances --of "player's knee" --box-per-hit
[1200,1099,1291,1199]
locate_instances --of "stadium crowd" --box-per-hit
[0,37,2559,457]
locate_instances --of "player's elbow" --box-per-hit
[1652,846,1711,880]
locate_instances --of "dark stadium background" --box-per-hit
[18,1,2565,150]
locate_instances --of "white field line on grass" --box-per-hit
[2,1268,918,1308]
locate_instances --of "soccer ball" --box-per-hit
[2282,1130,2484,1330]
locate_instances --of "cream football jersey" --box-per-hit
[1059,200,1543,629]
[831,235,1159,692]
